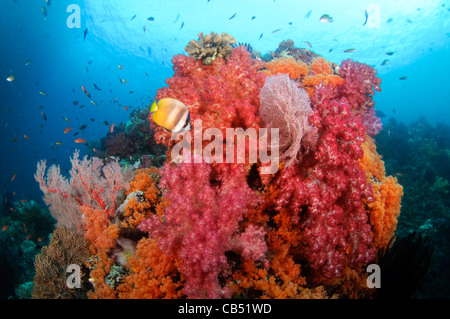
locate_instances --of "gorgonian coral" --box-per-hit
[258,74,318,167]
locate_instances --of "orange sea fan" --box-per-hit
[264,57,308,80]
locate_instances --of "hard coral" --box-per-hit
[185,32,236,65]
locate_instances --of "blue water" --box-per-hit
[0,0,449,298]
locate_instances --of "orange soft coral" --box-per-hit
[82,206,119,252]
[263,57,308,80]
[302,57,345,96]
[117,237,185,299]
[361,136,403,251]
[122,168,162,228]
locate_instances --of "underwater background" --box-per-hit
[0,0,449,299]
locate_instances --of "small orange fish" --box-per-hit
[396,172,404,176]
[10,173,16,182]
[64,127,73,134]
[24,134,30,140]
[26,234,32,240]
[1,225,9,231]
[82,85,91,98]
[93,147,98,153]
[23,223,27,234]
[37,237,43,242]
[123,106,129,111]
[110,123,115,134]
[75,138,86,144]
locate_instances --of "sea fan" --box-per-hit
[258,74,318,167]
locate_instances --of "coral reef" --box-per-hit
[0,200,55,298]
[31,36,403,300]
[185,32,236,65]
[376,118,450,298]
[95,107,167,160]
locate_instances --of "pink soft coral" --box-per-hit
[139,159,266,298]
[338,59,383,136]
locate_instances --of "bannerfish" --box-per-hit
[150,98,191,133]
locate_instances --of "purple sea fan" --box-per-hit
[258,74,318,167]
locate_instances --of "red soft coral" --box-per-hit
[152,47,266,148]
[272,84,376,280]
[139,159,266,298]
[338,59,383,136]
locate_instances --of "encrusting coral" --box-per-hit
[185,31,236,65]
